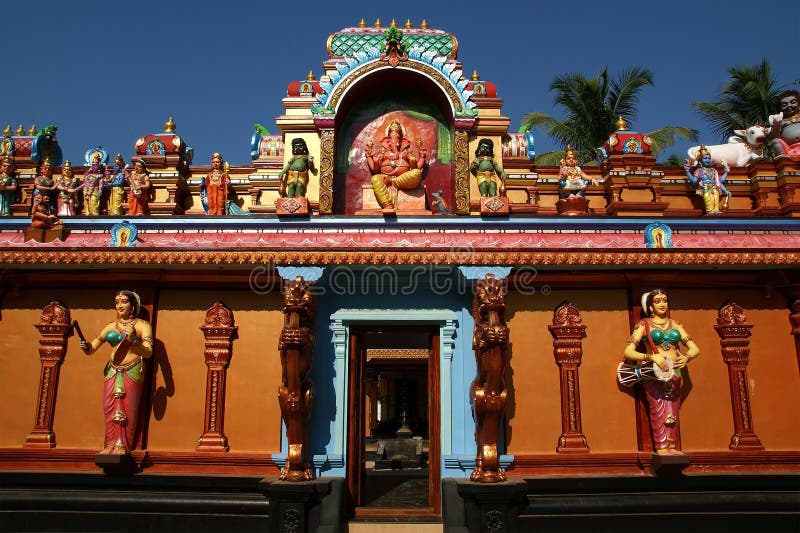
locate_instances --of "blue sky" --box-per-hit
[5,1,797,165]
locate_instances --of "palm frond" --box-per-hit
[646,126,699,156]
[534,150,565,166]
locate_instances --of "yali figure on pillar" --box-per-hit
[684,145,730,214]
[559,145,599,199]
[126,159,151,216]
[365,119,427,210]
[202,152,230,215]
[469,138,508,197]
[80,291,153,455]
[279,138,317,198]
[0,154,18,216]
[621,289,699,456]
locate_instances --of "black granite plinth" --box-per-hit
[260,477,344,533]
[442,478,528,533]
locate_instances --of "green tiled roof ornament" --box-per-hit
[380,21,407,67]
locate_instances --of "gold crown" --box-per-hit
[388,121,402,133]
[211,152,223,161]
[695,144,710,160]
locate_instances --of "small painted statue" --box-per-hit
[30,192,60,229]
[469,138,508,197]
[365,119,427,210]
[106,154,128,216]
[82,152,109,216]
[684,145,730,214]
[0,154,18,216]
[80,291,153,455]
[559,145,598,199]
[55,160,80,216]
[623,289,700,455]
[202,153,230,215]
[768,89,800,161]
[33,158,58,212]
[279,139,317,198]
[126,159,151,216]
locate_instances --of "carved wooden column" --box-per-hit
[279,276,317,481]
[470,274,509,482]
[548,302,590,453]
[714,301,764,451]
[24,301,73,448]
[197,301,237,452]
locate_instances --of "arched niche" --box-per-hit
[330,67,456,215]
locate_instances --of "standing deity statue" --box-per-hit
[684,145,731,214]
[279,139,317,198]
[33,158,58,212]
[0,154,18,216]
[55,160,80,216]
[202,153,230,215]
[82,152,109,216]
[365,120,427,210]
[126,159,151,216]
[469,139,508,197]
[106,155,128,216]
[621,289,700,455]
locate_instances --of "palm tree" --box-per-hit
[692,59,783,141]
[520,67,697,165]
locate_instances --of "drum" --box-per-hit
[616,357,674,387]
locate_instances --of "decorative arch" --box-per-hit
[315,59,475,215]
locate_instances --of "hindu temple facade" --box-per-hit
[0,21,798,531]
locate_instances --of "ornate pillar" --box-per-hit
[783,287,800,371]
[548,302,590,453]
[317,125,335,215]
[714,301,764,451]
[24,301,73,448]
[197,301,237,452]
[277,267,323,481]
[469,273,510,482]
[453,119,474,215]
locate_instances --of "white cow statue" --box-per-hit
[687,125,771,167]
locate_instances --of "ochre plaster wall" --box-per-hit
[147,290,283,453]
[669,289,800,451]
[506,290,637,454]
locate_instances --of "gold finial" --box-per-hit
[404,19,413,29]
[2,125,11,136]
[471,70,480,81]
[616,116,628,131]
[164,116,176,133]
[374,18,382,28]
[307,70,316,81]
[420,19,429,29]
[358,18,367,27]
[390,19,397,27]
[15,124,24,136]
[223,161,230,172]
[28,124,37,135]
